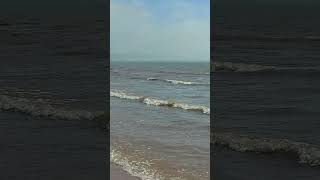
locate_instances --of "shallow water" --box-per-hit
[111,61,210,180]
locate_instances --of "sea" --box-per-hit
[0,17,108,179]
[110,61,210,179]
[212,1,320,179]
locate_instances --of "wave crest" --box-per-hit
[165,79,199,85]
[111,147,166,180]
[212,132,320,166]
[111,90,210,115]
[147,78,208,85]
[146,77,158,81]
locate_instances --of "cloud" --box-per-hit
[111,0,210,61]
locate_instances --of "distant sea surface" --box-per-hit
[212,2,320,179]
[111,61,210,179]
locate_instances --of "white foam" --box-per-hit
[165,79,198,85]
[173,103,210,115]
[111,147,166,180]
[143,98,172,106]
[111,91,143,100]
[147,77,208,86]
[147,77,158,81]
[111,90,209,115]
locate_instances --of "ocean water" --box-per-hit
[212,2,320,179]
[111,61,210,179]
[0,17,108,179]
[0,17,107,113]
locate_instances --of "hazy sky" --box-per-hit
[111,0,210,62]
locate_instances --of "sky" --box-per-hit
[111,0,210,62]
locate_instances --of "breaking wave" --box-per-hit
[212,132,320,166]
[111,90,210,115]
[212,62,275,72]
[111,147,166,180]
[111,139,205,180]
[166,79,197,85]
[0,95,104,121]
[146,77,159,81]
[147,78,208,85]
